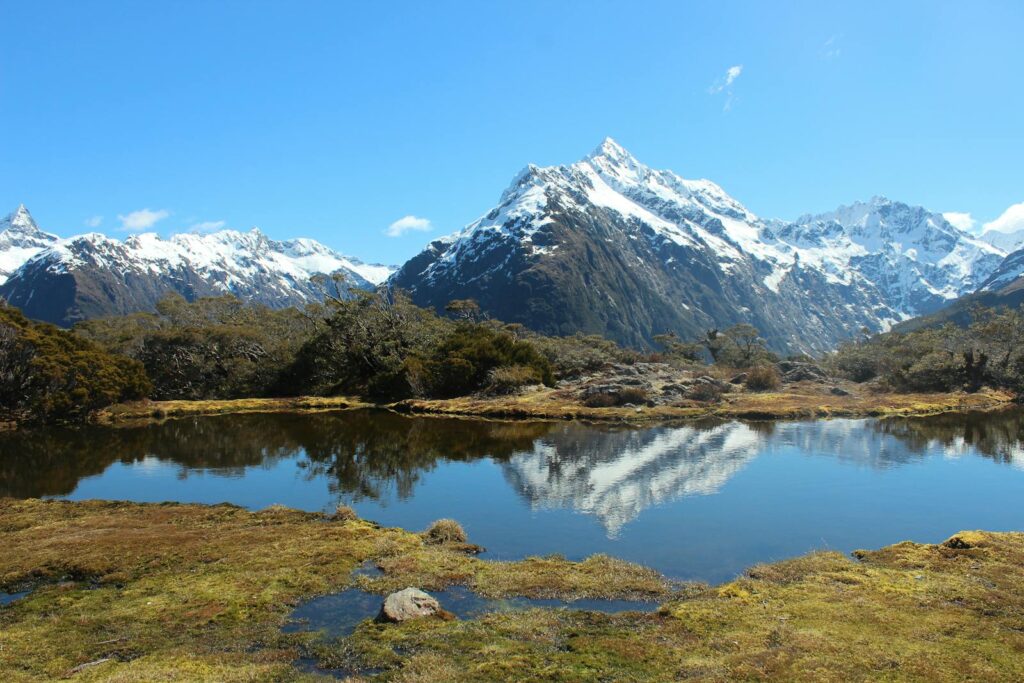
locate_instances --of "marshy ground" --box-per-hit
[1,499,1022,681]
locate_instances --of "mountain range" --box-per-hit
[392,139,1006,351]
[1,138,1019,349]
[0,205,393,326]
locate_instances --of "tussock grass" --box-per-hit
[423,518,467,545]
[2,500,1023,681]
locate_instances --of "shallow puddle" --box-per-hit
[283,584,659,639]
[0,591,29,606]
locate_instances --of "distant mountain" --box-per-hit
[0,204,59,283]
[0,206,395,326]
[390,138,1004,352]
[891,243,1024,331]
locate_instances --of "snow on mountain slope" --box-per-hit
[392,138,1005,351]
[779,197,1005,314]
[0,205,59,284]
[0,206,396,326]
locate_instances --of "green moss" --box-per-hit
[2,500,1023,682]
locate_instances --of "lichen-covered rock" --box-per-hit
[377,587,440,623]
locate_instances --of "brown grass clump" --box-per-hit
[333,504,358,522]
[744,364,782,391]
[424,518,467,544]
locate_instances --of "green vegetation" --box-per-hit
[1,290,1019,426]
[828,306,1024,394]
[1,499,1022,681]
[0,303,149,425]
[76,294,314,400]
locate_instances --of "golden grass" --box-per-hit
[93,395,371,425]
[1,500,1022,680]
[393,385,1015,423]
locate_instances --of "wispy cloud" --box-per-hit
[187,220,227,233]
[84,215,102,228]
[943,212,976,232]
[982,202,1024,236]
[709,65,743,111]
[117,208,170,232]
[821,35,842,60]
[385,215,432,237]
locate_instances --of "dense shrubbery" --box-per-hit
[15,279,1020,426]
[285,291,554,401]
[827,307,1024,394]
[77,295,313,400]
[527,332,640,378]
[0,303,150,424]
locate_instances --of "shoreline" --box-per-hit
[89,386,1018,428]
[1,498,1021,680]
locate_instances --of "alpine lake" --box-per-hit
[3,408,1023,585]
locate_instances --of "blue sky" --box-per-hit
[1,0,1022,264]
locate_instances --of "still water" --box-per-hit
[2,409,1022,583]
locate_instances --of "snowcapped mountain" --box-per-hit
[391,138,1004,351]
[0,206,395,326]
[0,204,59,284]
[780,198,1004,316]
[980,246,1024,294]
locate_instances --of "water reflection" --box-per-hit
[0,411,551,500]
[1,409,1023,532]
[503,421,761,536]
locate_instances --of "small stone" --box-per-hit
[377,588,441,623]
[829,386,851,396]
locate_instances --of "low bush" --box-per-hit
[745,365,782,392]
[582,386,649,407]
[687,383,723,403]
[485,365,543,394]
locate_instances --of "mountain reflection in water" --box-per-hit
[2,409,1024,582]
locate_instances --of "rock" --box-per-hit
[376,588,441,623]
[780,362,829,383]
[829,386,851,396]
[729,373,749,385]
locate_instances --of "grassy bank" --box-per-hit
[94,385,1016,427]
[93,396,372,425]
[1,499,1022,681]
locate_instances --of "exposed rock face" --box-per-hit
[377,588,441,623]
[391,139,1003,353]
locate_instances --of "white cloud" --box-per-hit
[385,215,432,237]
[709,65,743,111]
[822,35,842,60]
[982,202,1024,236]
[84,215,103,228]
[943,212,976,232]
[709,65,743,94]
[118,208,170,231]
[187,220,227,233]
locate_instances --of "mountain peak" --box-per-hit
[2,204,40,234]
[585,137,637,165]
